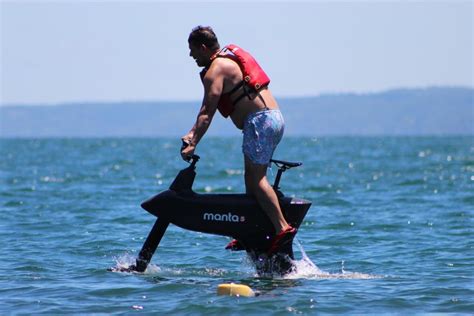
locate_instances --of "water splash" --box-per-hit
[285,239,381,280]
[110,253,161,274]
[110,243,381,279]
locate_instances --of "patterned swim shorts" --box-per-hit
[242,109,285,165]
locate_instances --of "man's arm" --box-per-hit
[181,65,224,159]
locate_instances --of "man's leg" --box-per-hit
[245,156,290,233]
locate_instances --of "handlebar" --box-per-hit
[188,154,200,167]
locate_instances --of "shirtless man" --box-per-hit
[180,26,296,254]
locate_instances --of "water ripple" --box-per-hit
[1,137,473,314]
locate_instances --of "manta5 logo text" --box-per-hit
[203,212,246,223]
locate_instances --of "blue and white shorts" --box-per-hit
[242,109,285,165]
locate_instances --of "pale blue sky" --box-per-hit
[1,0,472,105]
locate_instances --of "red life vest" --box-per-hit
[200,44,271,118]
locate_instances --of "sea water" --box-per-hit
[1,137,473,314]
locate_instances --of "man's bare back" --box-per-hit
[203,57,279,129]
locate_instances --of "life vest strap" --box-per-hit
[232,84,268,110]
[227,81,244,96]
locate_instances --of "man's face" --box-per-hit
[189,43,207,67]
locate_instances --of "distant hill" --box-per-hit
[0,87,472,137]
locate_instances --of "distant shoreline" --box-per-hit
[1,86,472,108]
[1,87,473,137]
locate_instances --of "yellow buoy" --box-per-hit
[217,283,255,297]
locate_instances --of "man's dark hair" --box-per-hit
[188,25,220,50]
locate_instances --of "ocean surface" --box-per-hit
[1,136,473,314]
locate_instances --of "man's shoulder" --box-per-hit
[208,57,239,75]
[211,56,238,67]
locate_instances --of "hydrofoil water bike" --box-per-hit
[113,153,312,276]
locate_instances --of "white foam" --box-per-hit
[111,253,161,274]
[111,244,381,279]
[112,253,136,271]
[284,239,381,280]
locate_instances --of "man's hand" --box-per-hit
[180,139,196,161]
